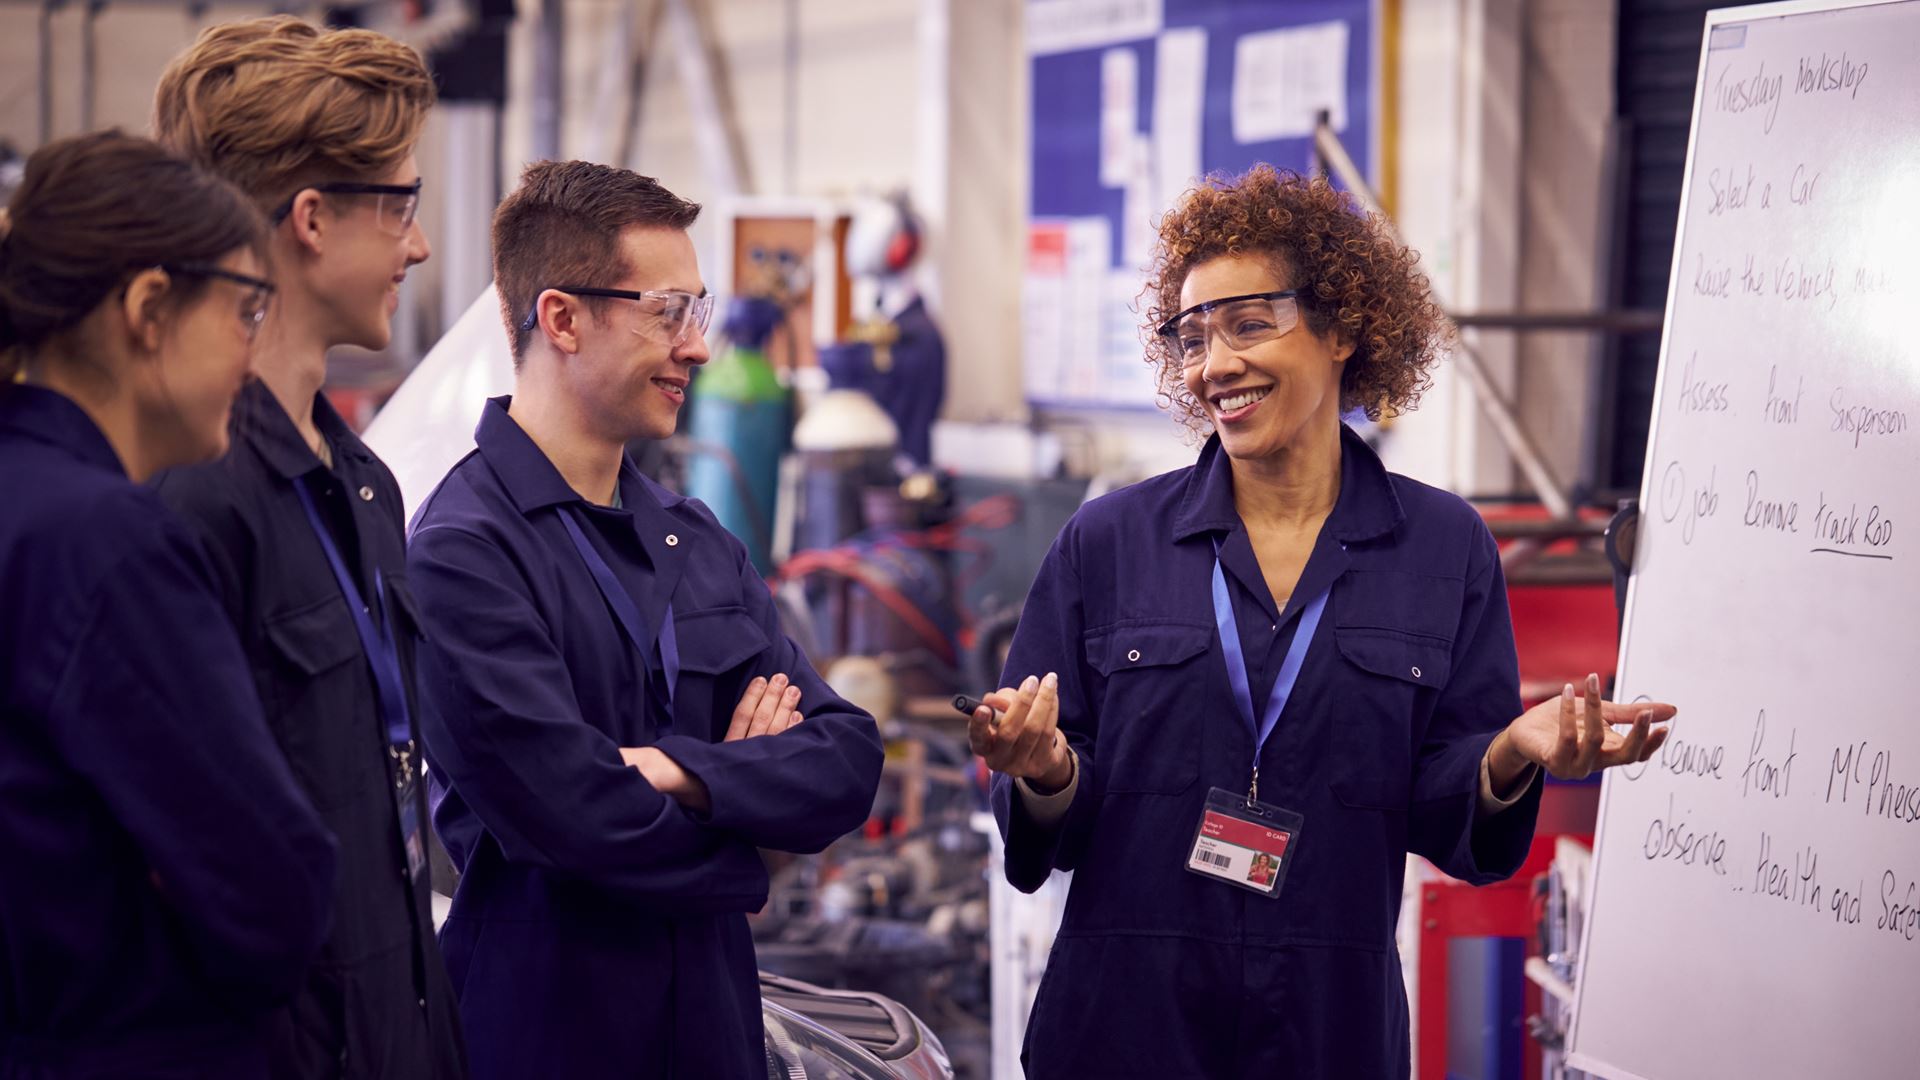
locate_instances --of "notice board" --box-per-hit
[1022,0,1373,408]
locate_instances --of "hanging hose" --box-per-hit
[771,494,1025,666]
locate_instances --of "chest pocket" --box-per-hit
[669,606,770,740]
[1084,621,1211,795]
[265,593,360,677]
[1330,570,1460,811]
[262,593,367,809]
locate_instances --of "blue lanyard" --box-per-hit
[1211,554,1328,803]
[558,508,679,723]
[293,478,412,748]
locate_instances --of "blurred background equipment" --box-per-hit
[841,193,946,468]
[683,284,794,574]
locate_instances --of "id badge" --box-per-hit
[394,745,427,883]
[1186,786,1304,899]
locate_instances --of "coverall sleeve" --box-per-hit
[40,514,336,1005]
[988,528,1105,893]
[407,522,768,912]
[650,538,883,854]
[1407,523,1543,884]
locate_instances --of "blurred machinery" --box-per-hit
[683,246,804,574]
[751,702,992,1080]
[837,195,946,469]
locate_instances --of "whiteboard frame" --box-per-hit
[1565,0,1919,1075]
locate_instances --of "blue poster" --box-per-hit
[1024,0,1374,408]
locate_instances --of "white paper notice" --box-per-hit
[1151,27,1207,208]
[1100,48,1140,187]
[1027,0,1162,57]
[1103,270,1153,405]
[1231,21,1350,143]
[1121,135,1154,272]
[1021,223,1070,403]
[1061,217,1113,403]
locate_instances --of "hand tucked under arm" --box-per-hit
[622,673,808,813]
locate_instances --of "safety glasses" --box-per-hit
[1157,289,1306,367]
[270,179,423,238]
[518,286,716,349]
[162,262,275,341]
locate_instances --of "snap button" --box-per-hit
[1411,666,1423,679]
[1127,649,1141,663]
[665,534,679,547]
[359,485,374,501]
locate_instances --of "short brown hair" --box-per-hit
[492,160,702,361]
[0,130,265,375]
[152,15,436,207]
[1143,165,1452,430]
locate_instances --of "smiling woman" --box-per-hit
[1143,165,1452,435]
[974,164,1678,1079]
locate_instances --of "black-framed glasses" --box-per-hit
[1157,289,1307,366]
[269,179,423,237]
[518,285,716,348]
[162,262,275,341]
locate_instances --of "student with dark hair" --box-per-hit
[407,159,883,1079]
[0,129,335,1078]
[148,17,465,1078]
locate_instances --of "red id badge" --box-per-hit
[1186,786,1304,898]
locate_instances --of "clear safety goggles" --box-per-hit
[270,179,422,238]
[518,286,716,349]
[1158,289,1306,367]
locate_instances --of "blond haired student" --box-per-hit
[149,16,464,1079]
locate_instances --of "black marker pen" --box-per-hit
[952,694,997,725]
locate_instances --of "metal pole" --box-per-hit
[1449,310,1663,333]
[783,0,798,195]
[1313,118,1577,518]
[1454,339,1575,519]
[80,0,101,132]
[663,0,746,197]
[530,0,562,162]
[39,0,57,146]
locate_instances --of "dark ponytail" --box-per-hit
[0,129,266,378]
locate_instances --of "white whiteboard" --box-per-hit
[1568,2,1920,1078]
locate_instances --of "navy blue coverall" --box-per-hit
[407,397,883,1079]
[0,384,335,1078]
[153,380,468,1079]
[993,425,1544,1079]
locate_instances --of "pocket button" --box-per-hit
[1127,649,1141,663]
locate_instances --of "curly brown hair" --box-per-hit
[1142,165,1452,431]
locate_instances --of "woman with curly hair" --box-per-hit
[966,166,1675,1077]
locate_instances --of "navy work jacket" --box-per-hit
[155,380,467,1079]
[993,425,1543,1079]
[407,397,883,1080]
[0,385,335,1078]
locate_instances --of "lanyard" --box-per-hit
[558,507,679,723]
[1211,554,1328,804]
[293,478,412,748]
